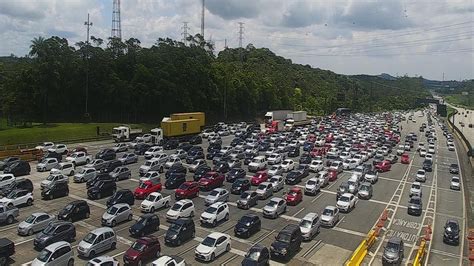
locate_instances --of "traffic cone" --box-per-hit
[381,209,388,221]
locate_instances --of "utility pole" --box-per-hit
[238,22,244,62]
[201,0,205,40]
[181,22,189,45]
[84,13,93,118]
[112,0,122,40]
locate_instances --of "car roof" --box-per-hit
[324,205,337,211]
[302,212,319,220]
[341,193,353,197]
[207,232,228,239]
[270,197,284,202]
[90,227,114,234]
[44,241,70,251]
[387,237,403,245]
[111,203,130,208]
[209,202,227,208]
[176,199,193,204]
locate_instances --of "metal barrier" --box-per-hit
[413,239,427,266]
[345,230,377,266]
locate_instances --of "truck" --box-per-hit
[0,204,19,225]
[264,110,292,125]
[150,112,205,144]
[266,120,284,134]
[140,192,171,212]
[285,111,311,130]
[112,125,143,142]
[0,238,14,266]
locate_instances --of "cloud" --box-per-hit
[0,0,49,21]
[281,1,325,28]
[206,0,262,20]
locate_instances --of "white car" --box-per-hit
[336,193,356,212]
[0,190,33,207]
[220,146,233,155]
[0,174,15,188]
[137,134,153,143]
[304,177,321,196]
[35,142,55,152]
[425,154,433,161]
[410,182,422,197]
[40,173,68,189]
[428,145,435,154]
[166,199,195,221]
[320,206,340,227]
[204,188,229,206]
[299,212,320,240]
[268,165,284,177]
[48,144,68,155]
[248,156,267,172]
[415,169,426,182]
[144,146,164,159]
[140,192,171,213]
[152,256,185,266]
[417,142,425,151]
[309,160,324,172]
[269,175,284,192]
[267,153,282,165]
[195,232,231,262]
[419,148,427,157]
[65,151,91,166]
[281,159,295,172]
[200,202,229,227]
[450,176,460,190]
[36,158,60,172]
[112,143,128,152]
[448,144,455,151]
[317,171,329,187]
[364,170,378,184]
[165,157,182,169]
[396,145,405,155]
[339,151,351,161]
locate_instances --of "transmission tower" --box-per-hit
[112,0,122,39]
[201,0,205,39]
[182,22,189,45]
[84,14,93,118]
[238,22,244,48]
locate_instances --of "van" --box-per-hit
[51,162,75,176]
[77,227,117,258]
[248,156,267,172]
[270,224,302,260]
[31,241,74,266]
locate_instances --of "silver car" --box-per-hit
[36,158,59,172]
[299,212,320,241]
[256,182,274,199]
[204,188,229,206]
[77,227,117,258]
[101,204,133,227]
[109,166,131,181]
[268,165,284,177]
[320,206,340,227]
[32,241,74,266]
[165,157,182,169]
[262,197,287,219]
[74,167,97,183]
[18,213,55,236]
[269,175,284,192]
[41,174,68,189]
[85,159,107,171]
[174,149,188,159]
[189,159,207,172]
[118,153,138,165]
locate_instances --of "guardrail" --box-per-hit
[345,230,377,266]
[0,135,111,152]
[413,239,427,266]
[447,110,473,157]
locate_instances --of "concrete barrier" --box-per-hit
[413,239,426,266]
[345,230,377,266]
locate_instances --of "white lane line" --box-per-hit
[255,230,275,244]
[15,237,35,246]
[221,254,239,265]
[0,224,20,232]
[292,207,305,217]
[302,239,323,258]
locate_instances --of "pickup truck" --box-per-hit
[134,178,162,199]
[0,238,14,266]
[140,192,171,213]
[0,204,19,225]
[152,256,186,266]
[65,151,92,166]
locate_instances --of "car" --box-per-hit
[336,193,356,212]
[304,177,321,196]
[347,177,359,194]
[85,159,107,171]
[386,154,398,164]
[140,192,171,213]
[35,142,55,152]
[308,159,323,173]
[286,187,303,206]
[450,176,461,190]
[40,173,68,189]
[113,143,128,153]
[34,221,76,250]
[0,157,20,171]
[375,160,391,172]
[32,241,74,266]
[87,179,116,199]
[382,237,404,265]
[102,203,133,227]
[0,189,33,207]
[205,188,229,206]
[241,244,270,265]
[134,177,162,199]
[95,149,116,161]
[144,147,164,160]
[164,174,186,190]
[58,200,90,222]
[328,168,338,181]
[18,212,55,236]
[41,181,69,200]
[357,182,373,199]
[248,156,267,172]
[285,170,304,185]
[230,178,250,195]
[195,232,231,262]
[106,189,135,208]
[129,214,160,238]
[268,165,284,177]
[166,199,195,222]
[3,160,30,177]
[415,169,426,182]
[118,153,138,165]
[317,171,329,187]
[199,172,225,191]
[269,175,284,192]
[251,171,269,186]
[50,162,75,176]
[77,227,117,258]
[237,191,258,210]
[407,196,422,216]
[234,214,261,239]
[86,173,114,189]
[254,182,273,200]
[213,161,230,173]
[134,143,152,155]
[299,212,320,241]
[449,164,459,174]
[139,159,165,176]
[124,236,161,265]
[263,197,287,219]
[280,159,295,173]
[0,174,15,190]
[74,167,97,183]
[109,166,131,181]
[270,224,302,260]
[443,219,460,245]
[200,202,229,227]
[164,218,195,246]
[423,160,433,172]
[175,181,200,200]
[410,182,422,197]
[364,170,378,184]
[225,168,245,183]
[87,256,119,266]
[36,158,59,172]
[320,206,340,227]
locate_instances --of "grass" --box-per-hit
[0,122,156,147]
[445,94,474,109]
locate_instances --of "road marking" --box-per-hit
[15,237,35,246]
[452,133,467,266]
[221,254,239,265]
[430,248,462,258]
[302,239,322,258]
[255,229,275,244]
[292,207,305,217]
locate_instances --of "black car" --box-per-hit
[258,142,271,152]
[231,179,251,194]
[214,161,230,173]
[299,153,312,165]
[407,196,422,216]
[0,157,19,171]
[206,149,220,160]
[207,143,221,153]
[194,165,211,181]
[129,214,160,238]
[285,170,304,185]
[134,143,152,155]
[449,163,459,174]
[186,151,205,164]
[165,174,187,189]
[107,189,135,207]
[241,244,270,266]
[87,180,116,199]
[0,178,33,196]
[41,182,69,200]
[100,159,123,174]
[163,139,179,150]
[164,218,195,246]
[34,221,76,250]
[95,148,116,161]
[189,135,202,145]
[270,224,302,260]
[227,168,246,183]
[3,161,30,177]
[423,160,433,172]
[165,164,187,179]
[58,200,90,222]
[303,142,314,152]
[443,219,460,245]
[41,151,62,162]
[177,142,193,152]
[288,147,300,158]
[234,214,261,238]
[86,173,114,189]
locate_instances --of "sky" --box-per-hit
[0,0,472,81]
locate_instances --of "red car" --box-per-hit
[310,148,325,158]
[123,236,161,266]
[251,171,268,186]
[401,153,410,164]
[328,169,338,181]
[134,179,162,199]
[175,181,200,200]
[198,171,224,191]
[375,160,392,172]
[285,187,303,206]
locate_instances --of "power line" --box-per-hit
[281,48,474,57]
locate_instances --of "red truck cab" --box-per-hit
[123,236,161,266]
[175,181,200,200]
[251,171,268,186]
[401,153,410,164]
[198,171,224,191]
[375,160,392,172]
[134,179,162,199]
[285,187,303,205]
[328,169,338,181]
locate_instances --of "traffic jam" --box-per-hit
[0,109,465,265]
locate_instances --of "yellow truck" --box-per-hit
[151,112,205,144]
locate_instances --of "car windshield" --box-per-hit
[267,200,278,207]
[299,219,312,228]
[46,175,58,181]
[417,170,424,175]
[43,224,55,235]
[131,241,146,252]
[288,191,298,196]
[25,215,37,223]
[322,208,334,216]
[446,222,458,232]
[240,192,250,199]
[258,184,267,190]
[171,203,183,211]
[276,232,291,243]
[307,180,317,186]
[385,241,400,253]
[412,184,421,189]
[245,249,261,261]
[239,216,253,226]
[36,249,52,262]
[139,182,150,189]
[205,206,218,214]
[107,206,118,215]
[83,233,97,244]
[145,161,152,166]
[178,183,189,190]
[348,180,356,186]
[452,177,459,182]
[202,236,217,247]
[340,196,350,202]
[409,198,421,204]
[169,222,182,232]
[360,185,370,191]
